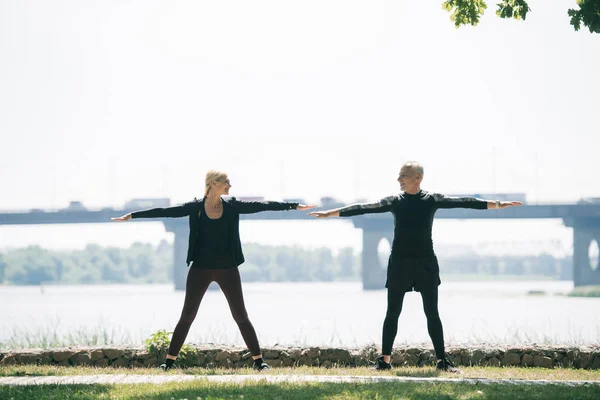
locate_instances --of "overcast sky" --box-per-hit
[1,0,598,252]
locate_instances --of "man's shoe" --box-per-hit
[374,356,392,371]
[252,358,270,371]
[436,358,460,373]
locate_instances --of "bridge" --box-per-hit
[1,200,600,290]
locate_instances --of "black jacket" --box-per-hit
[131,197,299,267]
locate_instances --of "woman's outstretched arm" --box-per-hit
[233,198,316,214]
[111,202,195,221]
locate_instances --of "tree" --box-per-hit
[442,0,600,34]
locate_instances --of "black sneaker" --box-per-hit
[436,358,460,373]
[374,356,392,371]
[252,358,270,371]
[158,363,170,371]
[158,358,175,372]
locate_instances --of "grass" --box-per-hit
[2,366,600,399]
[2,365,600,381]
[1,379,600,399]
[568,285,600,298]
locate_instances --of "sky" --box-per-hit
[1,0,598,254]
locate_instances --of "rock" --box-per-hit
[217,358,233,368]
[56,359,70,367]
[111,358,129,368]
[521,354,534,367]
[485,357,501,367]
[215,351,231,362]
[90,350,105,362]
[143,356,158,366]
[242,352,253,360]
[0,354,18,365]
[229,352,241,362]
[39,351,53,365]
[103,349,125,360]
[303,348,321,359]
[94,358,109,367]
[71,353,92,366]
[533,355,553,369]
[290,349,303,360]
[268,359,283,367]
[52,350,74,362]
[280,352,294,367]
[591,356,600,370]
[579,353,592,369]
[263,350,280,359]
[17,352,41,364]
[321,360,333,368]
[502,352,521,366]
[471,350,485,366]
[330,349,352,364]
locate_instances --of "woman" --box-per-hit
[112,170,315,371]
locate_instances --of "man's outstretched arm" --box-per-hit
[434,193,522,210]
[308,196,394,218]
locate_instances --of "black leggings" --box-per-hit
[382,288,445,359]
[168,267,261,357]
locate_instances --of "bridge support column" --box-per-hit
[569,217,600,287]
[360,226,393,291]
[163,220,189,291]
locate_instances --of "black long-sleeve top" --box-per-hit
[338,190,487,258]
[131,197,299,267]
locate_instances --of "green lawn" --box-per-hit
[3,366,600,399]
[1,380,600,400]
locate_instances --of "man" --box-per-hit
[308,161,522,372]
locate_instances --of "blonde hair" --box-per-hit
[204,170,228,197]
[402,161,424,177]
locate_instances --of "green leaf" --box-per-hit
[442,0,488,28]
[568,0,600,34]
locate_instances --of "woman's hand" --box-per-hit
[497,201,523,209]
[111,213,132,221]
[296,204,317,211]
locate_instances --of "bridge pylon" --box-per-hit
[352,219,392,290]
[163,220,189,291]
[566,217,600,287]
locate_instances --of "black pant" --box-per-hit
[382,287,445,359]
[168,267,261,357]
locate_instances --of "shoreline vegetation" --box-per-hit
[0,242,571,286]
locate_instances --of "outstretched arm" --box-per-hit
[111,203,194,221]
[434,194,522,210]
[308,196,394,219]
[234,198,316,214]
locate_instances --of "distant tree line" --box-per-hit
[0,242,570,286]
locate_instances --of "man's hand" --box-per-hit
[111,213,132,221]
[307,210,339,218]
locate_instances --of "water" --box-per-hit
[2,281,599,349]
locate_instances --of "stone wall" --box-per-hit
[1,345,599,369]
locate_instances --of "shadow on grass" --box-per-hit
[394,367,440,378]
[2,381,600,400]
[6,369,47,377]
